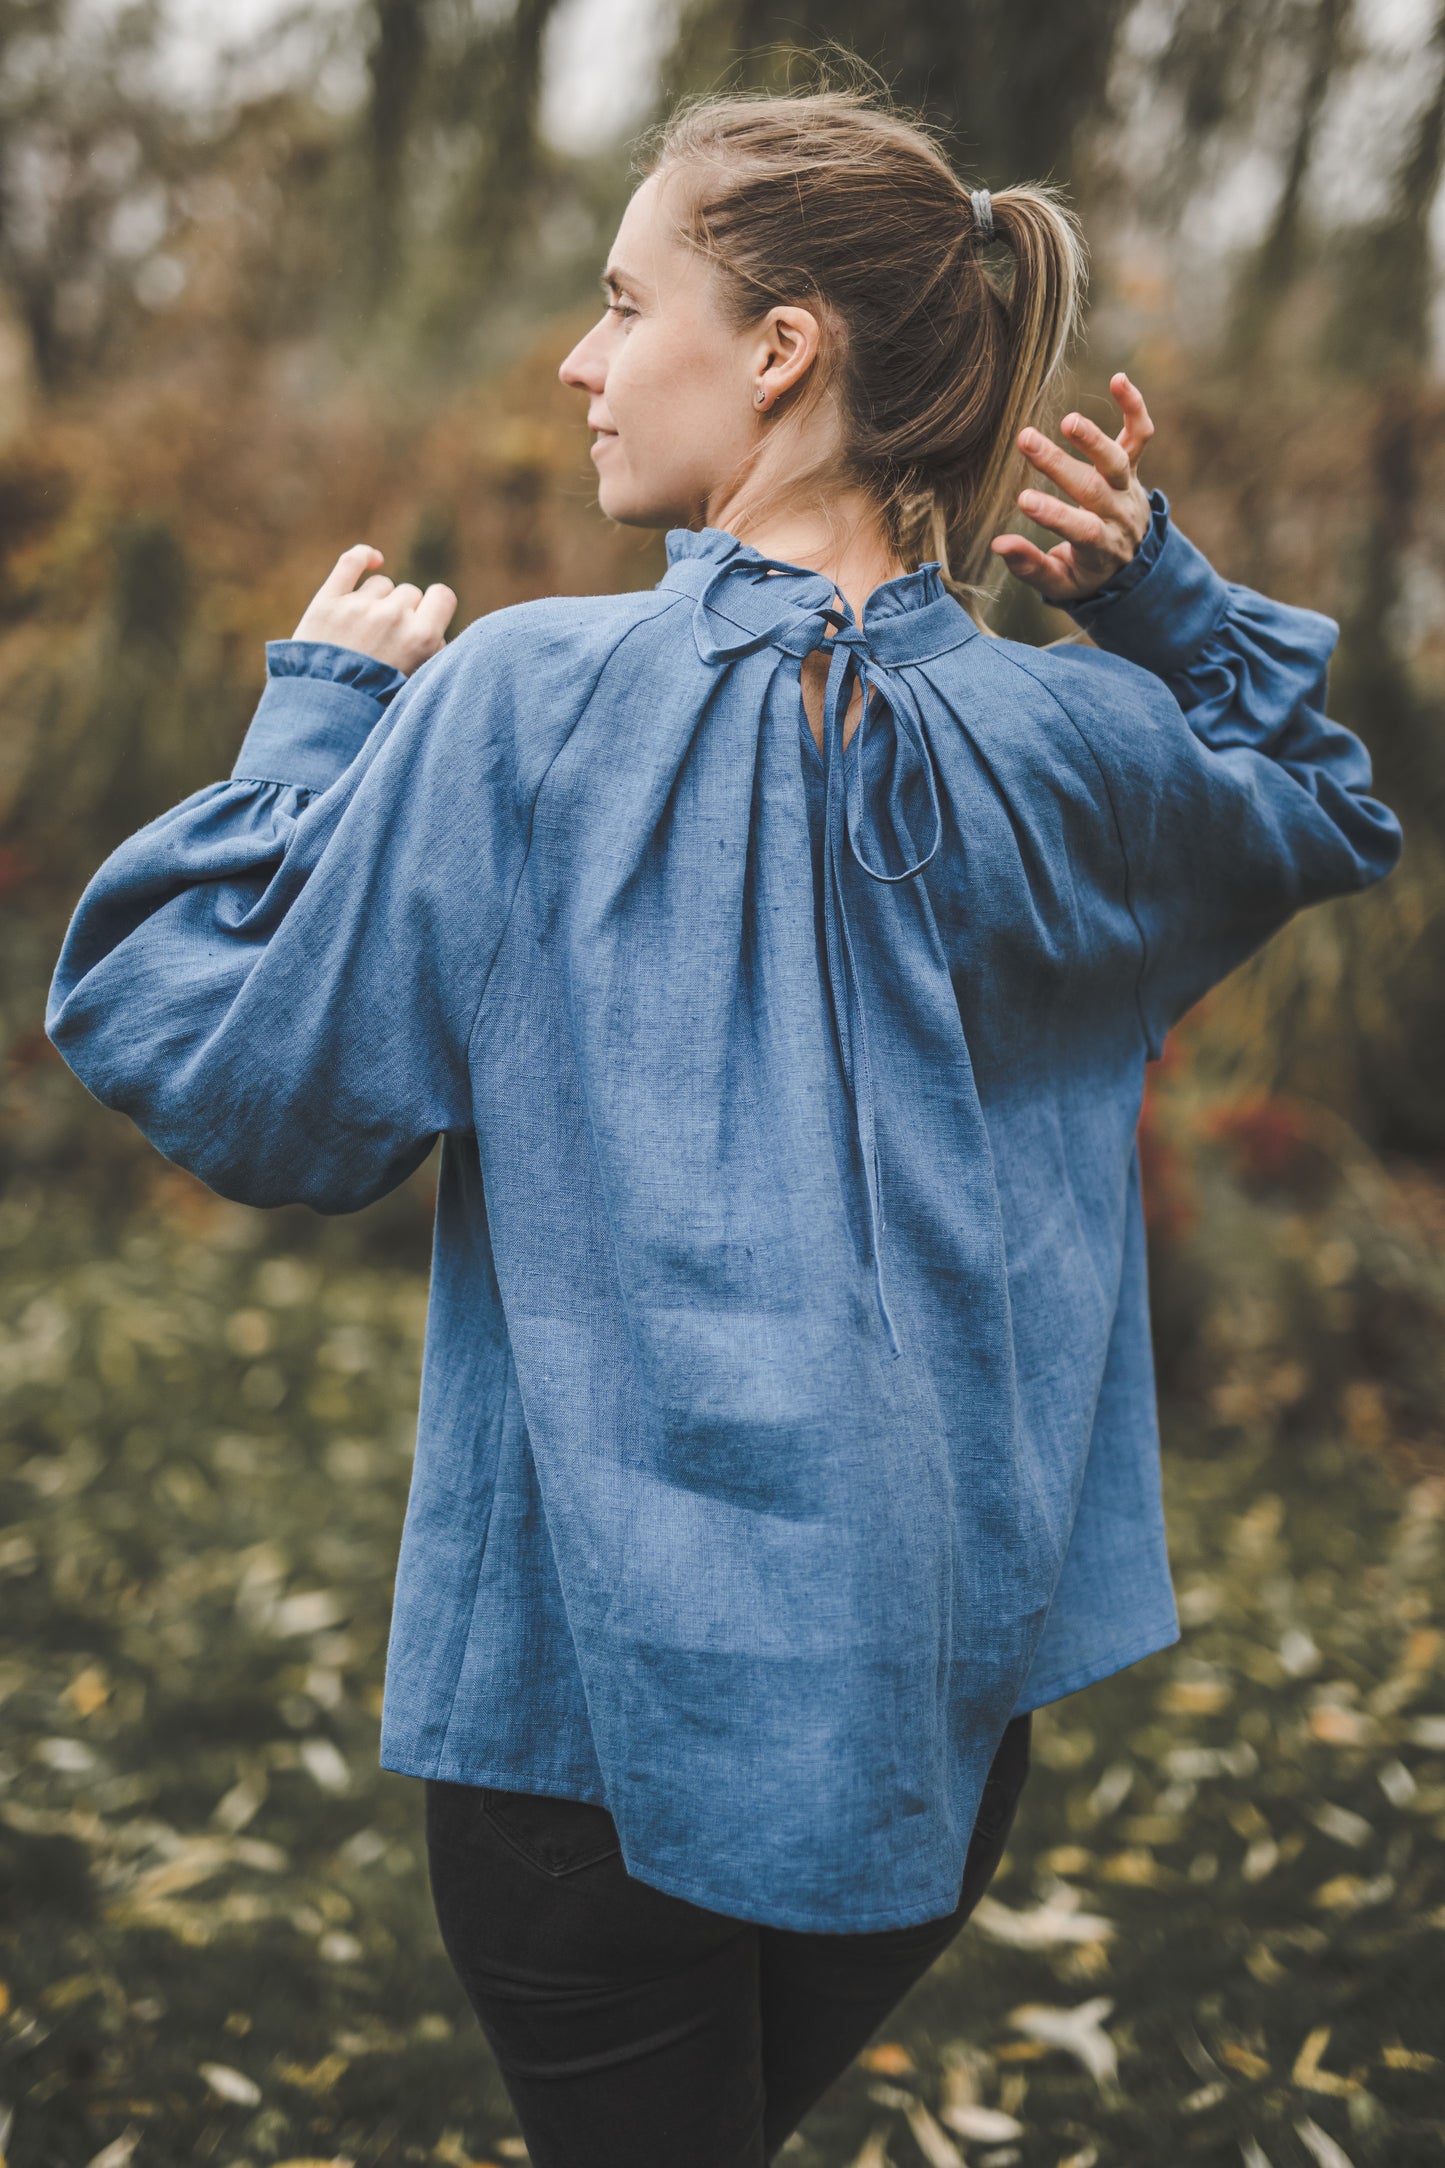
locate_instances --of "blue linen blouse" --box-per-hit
[47,490,1401,1932]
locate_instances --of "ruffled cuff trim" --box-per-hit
[1065,488,1233,681]
[264,638,408,706]
[1073,486,1170,610]
[231,642,406,795]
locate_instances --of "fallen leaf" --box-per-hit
[940,2103,1024,2141]
[269,1590,349,1638]
[298,1738,351,1795]
[1377,1759,1417,1806]
[859,2043,914,2075]
[972,1892,1115,1948]
[199,2062,261,2107]
[1295,2117,1357,2168]
[1100,1848,1164,1887]
[1007,1998,1117,2087]
[1380,2043,1437,2071]
[904,2104,966,2168]
[1310,1803,1372,1848]
[64,1666,110,1717]
[1086,1762,1134,1818]
[277,2054,349,2092]
[212,1769,267,1833]
[1160,1679,1233,1714]
[1040,1846,1093,1877]
[1308,1707,1374,1747]
[1311,1873,1394,1913]
[83,2137,139,2168]
[34,1736,98,1774]
[1279,1628,1321,1677]
[1182,2080,1228,2113]
[318,1930,364,1964]
[1292,2028,1362,2097]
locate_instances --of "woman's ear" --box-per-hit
[751,305,822,409]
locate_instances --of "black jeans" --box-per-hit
[425,1712,1031,2167]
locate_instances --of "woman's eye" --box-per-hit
[606,301,638,323]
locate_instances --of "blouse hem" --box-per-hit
[1010,1616,1182,1715]
[378,1747,984,1933]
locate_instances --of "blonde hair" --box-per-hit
[639,84,1087,599]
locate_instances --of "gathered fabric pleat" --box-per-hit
[688,554,943,1356]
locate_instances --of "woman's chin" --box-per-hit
[596,479,678,531]
[597,463,693,531]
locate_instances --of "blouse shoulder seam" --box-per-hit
[984,641,1153,1054]
[462,596,689,1061]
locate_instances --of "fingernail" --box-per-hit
[1063,415,1079,431]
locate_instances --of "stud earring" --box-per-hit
[754,386,768,408]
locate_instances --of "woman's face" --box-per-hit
[558,172,803,530]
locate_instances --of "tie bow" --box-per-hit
[684,543,947,1358]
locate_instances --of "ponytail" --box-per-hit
[929,185,1088,593]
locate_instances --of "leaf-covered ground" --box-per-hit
[1,1170,1443,2168]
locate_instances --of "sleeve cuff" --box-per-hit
[231,641,409,795]
[1065,489,1233,681]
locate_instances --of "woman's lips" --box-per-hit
[591,429,618,456]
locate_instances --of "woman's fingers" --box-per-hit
[1059,411,1132,487]
[293,549,458,670]
[990,533,1075,601]
[320,543,384,596]
[1109,372,1155,463]
[1016,427,1122,517]
[413,583,459,646]
[1017,489,1106,551]
[996,374,1155,603]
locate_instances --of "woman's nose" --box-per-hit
[558,327,604,391]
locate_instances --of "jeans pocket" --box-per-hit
[480,1787,623,1878]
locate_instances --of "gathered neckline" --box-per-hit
[663,524,948,632]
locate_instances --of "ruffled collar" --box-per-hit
[660,525,976,667]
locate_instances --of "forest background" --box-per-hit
[2,3,1445,2166]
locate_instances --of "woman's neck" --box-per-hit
[704,484,909,624]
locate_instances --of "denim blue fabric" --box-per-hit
[47,491,1401,1931]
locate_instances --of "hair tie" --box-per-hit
[970,188,994,244]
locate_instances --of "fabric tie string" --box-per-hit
[690,556,943,1359]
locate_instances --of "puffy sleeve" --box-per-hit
[1059,488,1403,1056]
[47,627,527,1211]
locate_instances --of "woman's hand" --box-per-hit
[292,545,458,675]
[991,372,1155,606]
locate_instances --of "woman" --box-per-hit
[48,87,1400,2168]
